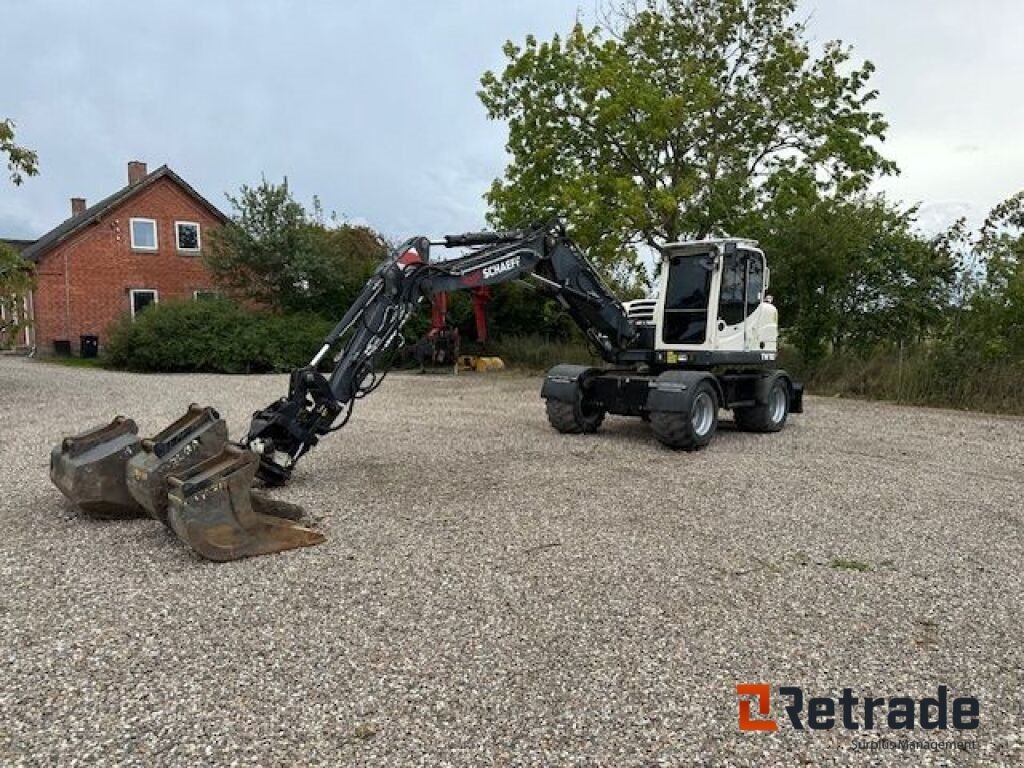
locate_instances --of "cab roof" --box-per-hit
[662,238,760,256]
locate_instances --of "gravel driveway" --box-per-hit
[0,356,1020,766]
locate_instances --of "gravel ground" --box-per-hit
[0,355,1021,767]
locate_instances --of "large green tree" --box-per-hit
[205,178,388,316]
[1,118,39,185]
[479,0,895,287]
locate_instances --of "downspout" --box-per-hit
[63,247,71,341]
[26,288,36,356]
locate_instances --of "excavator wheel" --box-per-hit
[545,397,605,434]
[166,445,325,562]
[649,380,719,450]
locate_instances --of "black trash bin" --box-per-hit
[54,339,72,357]
[80,335,99,359]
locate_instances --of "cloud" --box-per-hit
[0,212,38,240]
[2,0,1021,246]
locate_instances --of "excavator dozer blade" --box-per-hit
[50,416,145,518]
[165,444,325,562]
[125,404,229,524]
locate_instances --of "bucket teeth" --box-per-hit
[50,417,145,518]
[125,404,229,523]
[166,445,325,562]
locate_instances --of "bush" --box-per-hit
[780,343,1024,415]
[491,333,600,371]
[106,299,332,373]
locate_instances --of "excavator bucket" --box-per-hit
[125,404,228,523]
[165,444,325,562]
[50,416,145,518]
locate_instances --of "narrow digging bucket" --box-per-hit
[50,417,145,519]
[166,444,325,562]
[125,404,228,523]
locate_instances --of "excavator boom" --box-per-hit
[243,221,636,486]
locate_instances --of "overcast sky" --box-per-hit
[2,0,1022,243]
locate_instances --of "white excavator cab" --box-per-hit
[625,239,779,365]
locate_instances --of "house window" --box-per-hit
[130,289,158,318]
[176,221,201,252]
[193,289,219,301]
[130,218,158,250]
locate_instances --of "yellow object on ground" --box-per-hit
[457,355,506,372]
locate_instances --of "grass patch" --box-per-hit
[779,346,1024,416]
[830,557,871,572]
[38,355,109,369]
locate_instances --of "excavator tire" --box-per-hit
[166,444,325,562]
[733,377,789,433]
[649,380,719,450]
[545,398,605,434]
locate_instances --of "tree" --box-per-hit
[743,180,957,361]
[956,191,1024,360]
[205,178,388,316]
[1,119,39,186]
[479,0,894,288]
[0,243,34,347]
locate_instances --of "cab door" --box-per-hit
[713,249,765,352]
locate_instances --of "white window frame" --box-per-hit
[175,221,201,252]
[129,288,159,319]
[193,289,220,301]
[129,217,158,251]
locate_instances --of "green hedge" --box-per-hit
[106,299,332,373]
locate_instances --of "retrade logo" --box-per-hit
[736,684,980,732]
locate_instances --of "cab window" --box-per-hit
[745,253,764,312]
[662,252,712,344]
[717,249,765,327]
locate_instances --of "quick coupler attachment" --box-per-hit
[50,416,145,518]
[166,444,325,562]
[125,404,228,523]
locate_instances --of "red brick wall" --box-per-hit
[31,177,223,354]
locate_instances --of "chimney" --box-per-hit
[71,197,87,217]
[127,161,148,185]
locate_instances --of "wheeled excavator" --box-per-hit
[50,221,803,561]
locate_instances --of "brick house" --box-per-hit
[12,161,227,354]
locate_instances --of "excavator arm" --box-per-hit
[244,221,636,484]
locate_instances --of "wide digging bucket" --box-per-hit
[166,444,325,562]
[125,404,228,523]
[50,417,145,518]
